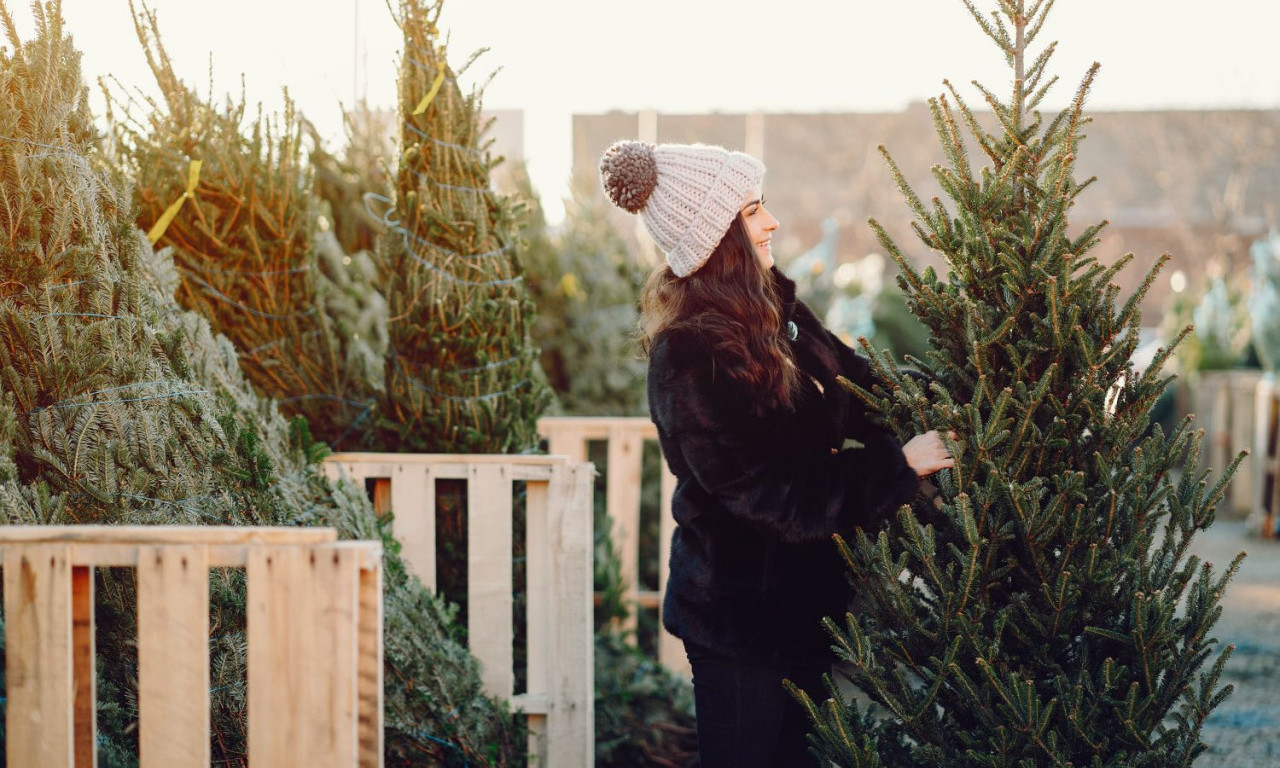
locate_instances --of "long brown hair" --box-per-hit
[639,216,800,413]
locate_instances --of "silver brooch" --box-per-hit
[786,321,798,341]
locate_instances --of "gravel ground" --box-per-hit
[1188,519,1280,767]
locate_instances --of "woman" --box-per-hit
[599,140,954,768]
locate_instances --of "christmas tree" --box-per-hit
[0,3,524,765]
[521,174,648,417]
[105,1,383,450]
[795,2,1242,766]
[375,0,549,453]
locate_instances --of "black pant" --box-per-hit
[684,640,829,768]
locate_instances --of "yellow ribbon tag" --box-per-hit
[412,68,447,116]
[147,159,203,245]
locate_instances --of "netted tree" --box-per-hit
[103,1,383,450]
[0,3,524,765]
[794,2,1242,767]
[373,0,550,454]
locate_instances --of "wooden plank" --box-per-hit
[327,452,566,469]
[657,459,689,678]
[4,544,75,768]
[607,424,644,633]
[137,545,210,768]
[468,462,514,699]
[61,543,318,569]
[247,545,307,767]
[542,422,589,464]
[539,416,658,442]
[524,477,551,702]
[327,454,556,482]
[392,462,436,589]
[546,462,595,767]
[71,565,95,768]
[0,526,337,546]
[510,693,551,714]
[307,545,360,767]
[357,555,385,768]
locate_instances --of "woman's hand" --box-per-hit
[903,430,956,477]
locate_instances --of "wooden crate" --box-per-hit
[324,453,593,768]
[0,525,382,768]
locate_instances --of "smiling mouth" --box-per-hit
[757,239,771,249]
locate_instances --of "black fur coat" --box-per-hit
[649,268,920,664]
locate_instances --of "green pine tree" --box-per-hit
[794,3,1242,766]
[376,0,550,453]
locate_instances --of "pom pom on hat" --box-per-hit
[599,140,659,213]
[598,140,765,277]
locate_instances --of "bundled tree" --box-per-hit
[104,1,383,450]
[374,0,549,453]
[1,3,524,765]
[795,2,1242,766]
[522,174,648,417]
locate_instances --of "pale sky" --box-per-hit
[12,0,1280,224]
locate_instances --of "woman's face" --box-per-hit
[739,186,780,270]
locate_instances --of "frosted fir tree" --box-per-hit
[374,0,550,453]
[794,2,1242,766]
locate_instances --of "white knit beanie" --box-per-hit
[599,140,765,277]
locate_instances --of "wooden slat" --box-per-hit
[524,477,550,698]
[607,424,644,633]
[71,565,95,768]
[137,545,210,768]
[523,475,552,764]
[546,462,595,766]
[392,462,436,589]
[4,544,75,768]
[510,693,551,715]
[327,454,556,482]
[55,542,324,569]
[543,424,589,464]
[248,544,367,768]
[247,545,306,766]
[538,416,658,441]
[308,546,360,767]
[328,451,566,469]
[357,556,385,768]
[0,525,337,545]
[468,462,514,698]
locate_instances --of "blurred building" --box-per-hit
[573,107,1280,323]
[483,109,525,194]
